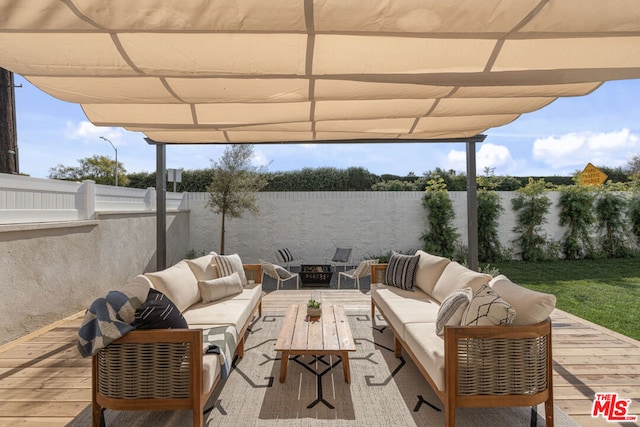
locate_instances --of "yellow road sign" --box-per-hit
[580,163,608,186]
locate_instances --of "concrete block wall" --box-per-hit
[187,191,566,263]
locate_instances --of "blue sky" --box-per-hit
[13,74,640,179]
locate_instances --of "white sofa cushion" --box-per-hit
[371,283,439,341]
[199,272,243,303]
[214,254,247,286]
[489,275,556,325]
[404,323,446,391]
[186,254,219,281]
[145,261,200,312]
[413,250,451,295]
[183,299,255,331]
[435,287,473,336]
[431,261,491,303]
[462,284,515,326]
[122,274,153,304]
[203,353,221,394]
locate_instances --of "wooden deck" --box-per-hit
[0,289,639,426]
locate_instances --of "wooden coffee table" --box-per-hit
[275,304,356,383]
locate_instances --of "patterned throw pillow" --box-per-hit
[384,252,420,290]
[461,284,516,327]
[214,253,247,286]
[134,289,188,329]
[435,288,473,336]
[276,248,295,263]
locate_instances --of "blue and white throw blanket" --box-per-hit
[77,290,143,358]
[203,325,238,380]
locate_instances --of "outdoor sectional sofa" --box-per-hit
[371,250,557,426]
[90,252,263,427]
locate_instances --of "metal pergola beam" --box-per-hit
[146,135,485,272]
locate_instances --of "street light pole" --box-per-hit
[99,136,118,186]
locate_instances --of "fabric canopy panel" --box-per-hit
[1,0,640,144]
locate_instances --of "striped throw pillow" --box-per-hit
[384,252,419,290]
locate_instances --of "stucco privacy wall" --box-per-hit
[187,191,564,263]
[0,211,189,346]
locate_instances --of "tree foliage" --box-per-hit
[263,166,379,191]
[48,155,128,186]
[421,176,459,258]
[511,178,552,261]
[206,144,268,254]
[558,185,596,259]
[476,169,504,262]
[595,184,634,258]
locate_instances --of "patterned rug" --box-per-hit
[69,311,579,426]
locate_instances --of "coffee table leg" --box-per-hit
[279,351,290,383]
[341,352,351,383]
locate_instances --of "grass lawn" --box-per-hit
[493,257,640,341]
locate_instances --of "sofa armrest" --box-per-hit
[94,329,203,402]
[443,319,553,401]
[243,263,262,284]
[370,263,388,284]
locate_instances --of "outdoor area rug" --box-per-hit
[69,311,578,426]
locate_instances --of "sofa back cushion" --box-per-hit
[413,250,451,296]
[186,253,219,281]
[431,261,491,303]
[145,261,199,312]
[489,275,556,325]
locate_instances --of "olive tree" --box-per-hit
[206,144,268,254]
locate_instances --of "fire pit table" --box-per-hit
[299,264,333,287]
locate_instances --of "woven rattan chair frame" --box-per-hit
[92,328,212,427]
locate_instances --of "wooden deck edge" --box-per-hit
[0,310,85,354]
[551,308,640,347]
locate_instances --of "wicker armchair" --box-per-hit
[92,328,214,427]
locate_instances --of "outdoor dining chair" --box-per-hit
[260,259,300,290]
[338,259,378,290]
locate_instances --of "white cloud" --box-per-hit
[65,120,131,147]
[252,149,271,168]
[533,128,640,171]
[445,143,514,172]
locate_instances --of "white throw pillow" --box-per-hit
[489,275,556,325]
[214,254,247,286]
[185,254,219,281]
[435,287,473,336]
[431,262,491,303]
[145,261,200,312]
[413,250,451,296]
[462,284,515,326]
[199,272,243,303]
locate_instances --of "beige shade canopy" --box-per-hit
[1,0,640,144]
